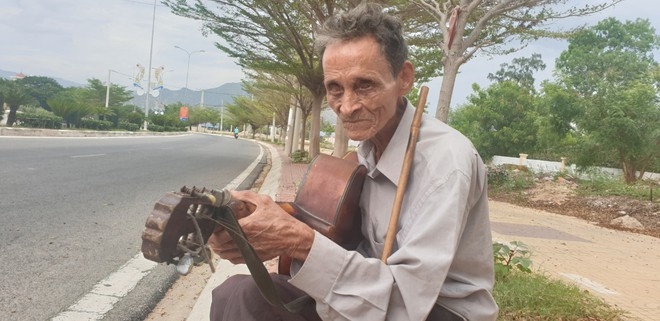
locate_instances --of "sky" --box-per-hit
[1,0,658,109]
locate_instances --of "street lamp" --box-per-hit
[174,45,205,90]
[105,69,132,108]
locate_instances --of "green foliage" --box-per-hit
[494,271,625,320]
[556,18,660,183]
[226,95,272,135]
[79,118,113,130]
[147,124,184,132]
[117,121,140,132]
[487,165,536,193]
[487,53,546,90]
[321,119,335,135]
[0,79,37,126]
[576,171,658,201]
[48,88,96,128]
[493,241,532,281]
[450,81,539,160]
[492,240,624,320]
[290,150,309,163]
[15,106,63,129]
[16,76,64,111]
[86,78,133,108]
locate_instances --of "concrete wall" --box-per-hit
[491,154,660,181]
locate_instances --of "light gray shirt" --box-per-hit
[290,102,498,320]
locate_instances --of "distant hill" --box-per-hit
[0,69,246,108]
[129,82,245,108]
[0,69,84,88]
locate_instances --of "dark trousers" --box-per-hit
[210,274,322,321]
[210,274,464,321]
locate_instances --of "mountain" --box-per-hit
[0,68,245,107]
[128,82,245,108]
[0,69,84,87]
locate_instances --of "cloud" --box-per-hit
[0,0,240,90]
[0,0,657,110]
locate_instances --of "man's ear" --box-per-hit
[398,61,415,95]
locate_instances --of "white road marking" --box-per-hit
[51,254,157,321]
[51,144,265,320]
[71,153,106,158]
[559,273,620,295]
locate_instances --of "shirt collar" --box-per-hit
[358,99,414,186]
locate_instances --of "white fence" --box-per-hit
[491,154,660,181]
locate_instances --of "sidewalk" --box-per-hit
[187,142,660,321]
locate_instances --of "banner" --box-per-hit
[179,107,189,121]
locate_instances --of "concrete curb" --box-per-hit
[186,142,282,321]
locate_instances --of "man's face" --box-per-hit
[322,36,408,141]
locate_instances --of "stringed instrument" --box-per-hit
[141,153,366,276]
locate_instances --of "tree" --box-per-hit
[241,71,315,147]
[164,0,367,158]
[449,81,539,160]
[16,76,64,111]
[533,81,581,160]
[487,53,546,90]
[406,0,623,122]
[225,96,272,138]
[0,79,36,127]
[556,18,660,183]
[85,78,134,121]
[48,88,96,128]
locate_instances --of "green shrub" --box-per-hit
[117,121,140,131]
[291,150,309,163]
[16,110,63,129]
[79,118,113,130]
[488,165,535,193]
[492,241,625,320]
[494,271,625,320]
[577,171,658,201]
[493,241,532,281]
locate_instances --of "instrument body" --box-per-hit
[141,153,366,275]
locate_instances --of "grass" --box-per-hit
[576,173,658,202]
[488,164,536,194]
[494,271,626,320]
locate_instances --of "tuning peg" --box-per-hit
[176,253,194,275]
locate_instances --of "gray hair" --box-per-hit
[315,2,408,76]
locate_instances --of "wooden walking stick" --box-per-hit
[381,86,429,262]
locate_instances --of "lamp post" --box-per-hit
[174,45,205,90]
[105,69,132,108]
[143,0,158,131]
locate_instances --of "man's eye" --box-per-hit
[327,85,343,95]
[356,82,373,92]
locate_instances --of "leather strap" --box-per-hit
[214,206,314,313]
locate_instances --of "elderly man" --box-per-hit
[208,3,497,320]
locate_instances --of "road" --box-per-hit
[0,133,262,321]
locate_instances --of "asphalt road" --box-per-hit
[0,133,262,321]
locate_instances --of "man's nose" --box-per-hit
[339,91,361,116]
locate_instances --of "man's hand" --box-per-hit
[207,190,315,264]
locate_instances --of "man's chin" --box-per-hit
[345,130,370,142]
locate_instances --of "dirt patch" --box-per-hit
[492,178,660,239]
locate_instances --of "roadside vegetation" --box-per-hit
[492,240,625,321]
[487,169,637,320]
[0,76,230,132]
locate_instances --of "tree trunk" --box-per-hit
[334,118,348,158]
[434,60,461,123]
[284,106,296,155]
[7,105,18,127]
[309,94,323,159]
[299,111,307,153]
[622,160,637,184]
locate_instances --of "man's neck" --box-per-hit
[369,98,406,163]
